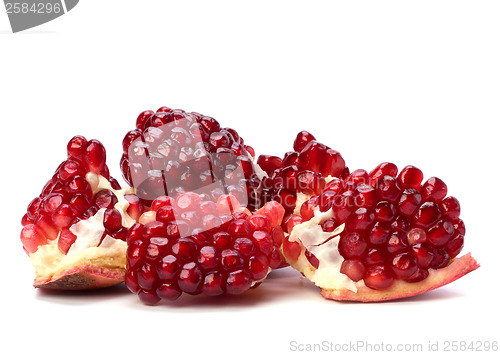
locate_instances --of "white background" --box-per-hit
[1,1,499,354]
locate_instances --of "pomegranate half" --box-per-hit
[20,136,142,290]
[281,162,479,301]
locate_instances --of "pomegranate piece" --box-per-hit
[120,107,261,211]
[125,194,285,304]
[281,162,479,302]
[21,136,141,290]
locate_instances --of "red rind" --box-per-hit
[320,253,479,302]
[33,265,125,290]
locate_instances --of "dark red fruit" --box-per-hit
[125,196,285,304]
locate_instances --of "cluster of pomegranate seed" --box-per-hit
[20,136,142,255]
[125,192,285,304]
[257,131,347,216]
[120,107,261,210]
[283,162,465,290]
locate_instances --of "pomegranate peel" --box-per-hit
[320,253,479,302]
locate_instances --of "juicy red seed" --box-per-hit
[345,208,375,232]
[323,149,346,177]
[252,231,273,255]
[56,159,84,182]
[227,219,253,237]
[151,195,175,212]
[331,191,355,223]
[406,268,429,283]
[27,197,42,219]
[431,248,451,269]
[176,192,201,211]
[407,228,427,245]
[421,177,448,202]
[156,255,181,280]
[138,289,161,305]
[233,238,256,257]
[323,178,343,193]
[364,248,386,265]
[257,155,283,175]
[297,170,325,194]
[127,240,145,268]
[103,209,122,233]
[454,219,466,235]
[305,250,320,268]
[338,232,368,259]
[274,188,297,211]
[413,202,442,228]
[280,165,299,190]
[247,214,272,233]
[156,283,182,301]
[375,175,402,203]
[144,237,169,259]
[374,201,397,223]
[20,224,47,254]
[84,139,106,175]
[93,190,118,209]
[248,254,270,280]
[440,196,461,222]
[369,162,398,186]
[269,246,283,269]
[213,231,232,249]
[391,216,411,232]
[197,246,218,269]
[65,176,92,198]
[202,272,225,296]
[446,234,464,259]
[364,265,394,290]
[391,252,418,280]
[69,194,91,214]
[43,193,64,214]
[177,262,203,294]
[82,206,99,219]
[143,221,167,238]
[283,151,300,166]
[171,238,197,260]
[293,130,316,152]
[321,218,338,233]
[52,204,76,228]
[282,238,302,262]
[67,135,88,159]
[340,259,366,282]
[300,196,319,221]
[226,270,252,295]
[354,184,377,209]
[221,249,244,269]
[156,205,176,223]
[127,223,144,243]
[397,165,423,189]
[137,263,156,290]
[411,243,435,268]
[427,219,455,247]
[398,188,422,216]
[124,194,144,221]
[317,191,336,213]
[136,110,155,131]
[367,222,391,245]
[345,169,369,185]
[386,231,409,254]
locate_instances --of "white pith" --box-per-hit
[29,173,136,281]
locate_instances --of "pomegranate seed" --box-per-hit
[293,130,316,152]
[369,162,398,186]
[364,265,394,290]
[67,135,88,159]
[257,155,283,175]
[248,254,270,280]
[427,219,454,246]
[282,238,302,262]
[368,222,391,245]
[20,224,47,254]
[397,165,423,189]
[364,248,386,265]
[406,268,429,283]
[305,250,320,268]
[156,283,182,301]
[345,208,375,232]
[52,204,76,228]
[93,190,118,209]
[177,262,203,294]
[386,230,409,254]
[331,191,355,222]
[440,196,460,222]
[391,252,418,280]
[300,196,319,221]
[446,233,464,259]
[340,259,366,282]
[431,248,451,269]
[201,272,225,296]
[374,201,397,223]
[375,175,402,203]
[103,209,123,233]
[354,184,377,209]
[58,230,77,254]
[297,170,325,195]
[338,232,368,259]
[407,228,427,245]
[421,177,448,202]
[411,243,435,268]
[320,218,338,233]
[84,139,106,175]
[226,270,253,295]
[413,202,442,228]
[397,188,422,216]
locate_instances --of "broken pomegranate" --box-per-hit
[20,136,143,290]
[257,130,347,230]
[281,163,479,301]
[125,193,285,304]
[120,106,262,211]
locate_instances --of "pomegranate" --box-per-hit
[125,193,285,304]
[281,162,479,301]
[20,136,143,290]
[257,131,347,230]
[120,106,262,211]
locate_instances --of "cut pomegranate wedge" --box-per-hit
[120,106,262,211]
[281,163,479,301]
[20,136,143,290]
[125,194,285,304]
[256,131,348,230]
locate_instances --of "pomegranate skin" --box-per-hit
[33,265,125,290]
[320,253,479,302]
